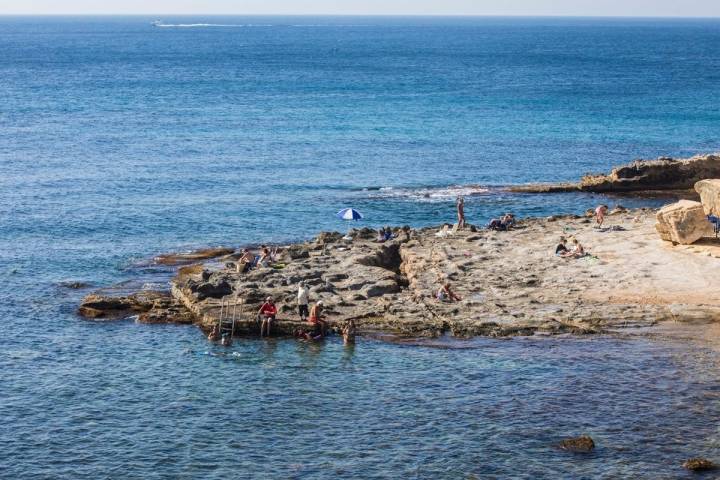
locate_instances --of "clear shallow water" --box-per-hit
[2,16,720,478]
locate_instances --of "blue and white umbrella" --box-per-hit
[337,208,364,220]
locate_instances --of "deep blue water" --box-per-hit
[2,16,720,478]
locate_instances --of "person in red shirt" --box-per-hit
[258,296,277,337]
[308,301,327,337]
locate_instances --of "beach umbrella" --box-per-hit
[337,208,364,220]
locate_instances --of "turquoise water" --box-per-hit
[2,16,720,478]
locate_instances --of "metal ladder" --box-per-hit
[217,291,241,344]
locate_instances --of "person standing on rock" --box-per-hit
[456,196,466,229]
[308,301,327,337]
[297,282,310,322]
[595,204,609,228]
[258,296,277,337]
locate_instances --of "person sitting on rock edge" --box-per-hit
[258,296,277,337]
[308,301,328,337]
[437,283,462,302]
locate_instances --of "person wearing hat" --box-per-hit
[297,282,310,322]
[258,296,277,337]
[308,300,327,337]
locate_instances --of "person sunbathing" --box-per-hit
[437,283,462,302]
[258,245,272,268]
[237,248,255,273]
[501,213,516,230]
[555,237,568,255]
[560,238,586,258]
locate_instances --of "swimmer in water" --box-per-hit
[207,325,220,341]
[342,319,357,345]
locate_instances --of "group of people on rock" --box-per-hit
[554,204,610,259]
[208,200,614,345]
[207,280,356,345]
[456,195,516,232]
[376,227,395,243]
[555,236,585,258]
[236,245,278,273]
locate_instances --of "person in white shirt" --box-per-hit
[297,282,310,321]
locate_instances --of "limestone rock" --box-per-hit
[655,200,712,245]
[188,277,233,300]
[695,179,720,216]
[558,435,595,453]
[511,153,720,193]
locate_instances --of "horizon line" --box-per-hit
[1,13,719,19]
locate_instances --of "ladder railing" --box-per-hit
[217,288,242,343]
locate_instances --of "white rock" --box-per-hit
[695,179,720,216]
[655,200,712,245]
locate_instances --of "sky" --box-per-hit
[2,0,720,17]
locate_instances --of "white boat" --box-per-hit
[151,20,164,27]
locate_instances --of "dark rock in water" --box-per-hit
[154,247,235,266]
[59,281,91,289]
[78,291,169,319]
[558,435,595,453]
[683,458,717,471]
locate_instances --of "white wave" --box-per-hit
[366,185,491,202]
[154,23,273,28]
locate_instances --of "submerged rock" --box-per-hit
[655,200,712,245]
[558,435,595,453]
[154,247,235,266]
[59,281,91,289]
[682,457,717,471]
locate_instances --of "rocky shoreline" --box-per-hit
[79,205,720,339]
[508,153,720,194]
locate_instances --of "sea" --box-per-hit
[2,15,720,479]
